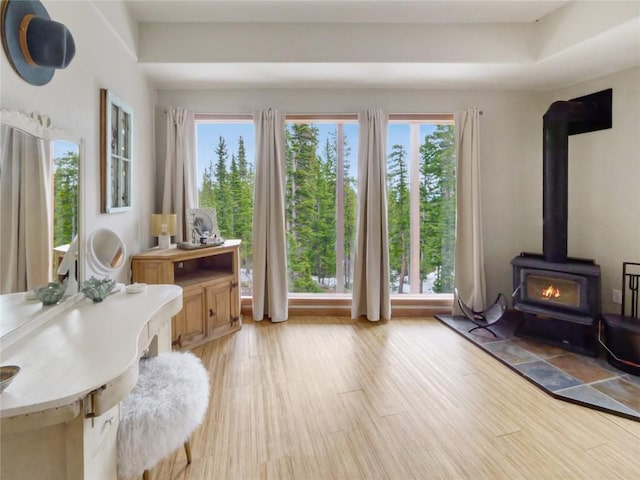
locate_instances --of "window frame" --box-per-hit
[387,114,455,294]
[193,112,455,315]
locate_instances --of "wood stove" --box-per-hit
[511,89,611,356]
[512,253,601,355]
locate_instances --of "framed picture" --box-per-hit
[100,89,132,213]
[186,208,221,244]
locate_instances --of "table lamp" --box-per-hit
[151,214,177,249]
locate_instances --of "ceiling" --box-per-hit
[121,0,640,90]
[125,1,567,24]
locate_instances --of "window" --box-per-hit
[195,116,254,296]
[195,113,455,298]
[387,116,455,294]
[285,117,359,293]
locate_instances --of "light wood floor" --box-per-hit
[151,317,640,480]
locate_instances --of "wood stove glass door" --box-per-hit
[525,273,582,309]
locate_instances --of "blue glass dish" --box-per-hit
[34,282,66,306]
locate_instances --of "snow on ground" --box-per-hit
[241,269,441,294]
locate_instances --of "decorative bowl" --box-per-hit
[82,276,116,302]
[0,365,20,393]
[34,282,66,305]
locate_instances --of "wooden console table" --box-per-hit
[0,285,182,479]
[131,240,242,350]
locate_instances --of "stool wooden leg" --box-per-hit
[184,440,192,464]
[143,470,150,480]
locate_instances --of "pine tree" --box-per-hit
[285,124,322,292]
[213,136,231,235]
[315,136,337,288]
[53,150,79,248]
[229,153,240,235]
[199,132,254,284]
[236,136,253,271]
[237,136,248,178]
[387,144,410,293]
[419,125,456,293]
[199,156,215,209]
[341,134,356,292]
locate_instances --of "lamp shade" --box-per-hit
[151,214,177,236]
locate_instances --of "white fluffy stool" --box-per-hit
[117,352,210,480]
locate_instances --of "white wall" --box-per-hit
[0,1,157,283]
[157,88,548,304]
[553,66,640,314]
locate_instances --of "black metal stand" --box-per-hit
[468,323,498,337]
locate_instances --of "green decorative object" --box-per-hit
[82,276,116,302]
[34,282,66,305]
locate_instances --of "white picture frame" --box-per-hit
[100,89,133,213]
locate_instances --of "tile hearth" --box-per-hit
[435,313,640,422]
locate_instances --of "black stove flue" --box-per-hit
[542,89,612,263]
[511,89,612,356]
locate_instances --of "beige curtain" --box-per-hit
[0,126,52,293]
[453,107,486,314]
[351,108,391,321]
[162,108,197,242]
[252,109,288,323]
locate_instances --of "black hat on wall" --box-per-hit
[1,0,76,86]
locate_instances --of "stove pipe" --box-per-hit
[542,91,611,263]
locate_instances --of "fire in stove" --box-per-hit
[524,273,583,309]
[542,285,561,300]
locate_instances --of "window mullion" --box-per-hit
[336,123,345,293]
[409,123,420,293]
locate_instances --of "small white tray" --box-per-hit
[125,283,147,294]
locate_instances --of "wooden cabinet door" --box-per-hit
[205,280,240,338]
[172,287,206,348]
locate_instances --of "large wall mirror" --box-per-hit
[0,110,84,294]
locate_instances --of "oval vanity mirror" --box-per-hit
[87,228,126,274]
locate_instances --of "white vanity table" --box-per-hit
[0,285,182,479]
